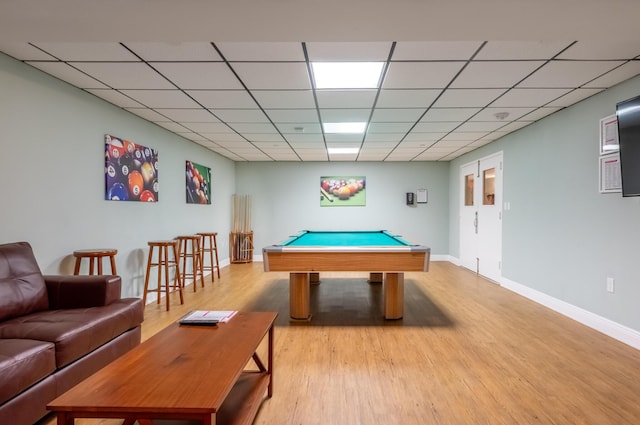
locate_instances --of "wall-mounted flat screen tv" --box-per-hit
[616,94,640,197]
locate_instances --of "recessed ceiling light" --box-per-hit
[323,122,367,134]
[328,147,359,154]
[311,62,384,89]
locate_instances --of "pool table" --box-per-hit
[262,230,430,320]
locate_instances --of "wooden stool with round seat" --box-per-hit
[197,232,221,282]
[143,240,184,311]
[73,249,118,275]
[176,235,205,291]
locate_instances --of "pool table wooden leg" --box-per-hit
[384,272,404,319]
[290,272,311,320]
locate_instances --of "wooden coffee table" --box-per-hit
[47,311,277,425]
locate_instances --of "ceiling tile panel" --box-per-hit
[450,61,545,88]
[371,108,425,122]
[217,42,305,61]
[0,42,57,60]
[154,108,220,122]
[474,41,572,60]
[244,134,286,142]
[277,123,323,135]
[364,133,405,143]
[184,122,234,133]
[186,90,257,108]
[456,121,506,132]
[228,123,278,133]
[403,132,447,141]
[421,107,481,122]
[26,62,108,89]
[367,122,414,133]
[557,41,640,60]
[306,42,392,61]
[251,90,315,109]
[120,89,202,108]
[470,107,536,121]
[376,89,441,108]
[152,62,243,89]
[489,88,571,107]
[232,62,311,89]
[433,88,507,107]
[72,62,174,89]
[125,108,171,122]
[411,122,459,132]
[265,109,319,123]
[211,109,270,123]
[124,42,222,61]
[584,61,640,88]
[281,132,324,142]
[85,89,144,108]
[383,62,466,89]
[32,42,139,61]
[518,107,563,121]
[320,108,371,122]
[315,90,377,109]
[392,41,482,60]
[518,60,625,88]
[546,88,605,107]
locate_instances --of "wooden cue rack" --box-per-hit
[230,194,254,263]
[230,231,254,263]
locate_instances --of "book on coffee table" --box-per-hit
[179,310,238,326]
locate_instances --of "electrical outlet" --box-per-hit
[606,277,615,293]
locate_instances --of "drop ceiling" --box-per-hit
[2,2,640,162]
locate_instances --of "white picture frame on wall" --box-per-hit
[416,188,428,203]
[599,114,619,155]
[599,152,622,193]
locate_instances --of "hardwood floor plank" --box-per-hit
[38,262,640,425]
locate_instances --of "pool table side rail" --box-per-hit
[262,247,430,272]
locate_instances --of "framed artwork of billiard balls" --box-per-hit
[186,161,211,204]
[320,176,366,207]
[105,134,158,202]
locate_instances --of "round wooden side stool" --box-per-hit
[176,235,204,291]
[197,232,221,282]
[143,240,183,311]
[73,249,118,275]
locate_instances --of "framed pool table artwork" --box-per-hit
[320,176,366,206]
[186,160,211,204]
[105,134,158,202]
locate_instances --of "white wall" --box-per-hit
[235,161,450,258]
[449,75,640,335]
[0,53,236,297]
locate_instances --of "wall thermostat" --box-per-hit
[406,192,415,205]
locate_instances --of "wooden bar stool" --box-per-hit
[176,235,204,291]
[73,249,118,275]
[143,240,183,311]
[197,232,220,282]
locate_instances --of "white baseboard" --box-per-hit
[500,276,640,350]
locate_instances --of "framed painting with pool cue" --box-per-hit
[320,176,366,207]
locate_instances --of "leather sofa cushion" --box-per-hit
[0,298,143,368]
[0,242,48,321]
[0,339,55,405]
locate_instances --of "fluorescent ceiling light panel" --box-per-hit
[312,62,384,89]
[323,122,367,133]
[327,147,359,154]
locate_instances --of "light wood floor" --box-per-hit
[39,261,640,425]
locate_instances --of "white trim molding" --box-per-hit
[501,276,640,350]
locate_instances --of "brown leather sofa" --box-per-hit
[0,241,144,425]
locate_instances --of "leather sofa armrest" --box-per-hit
[43,275,122,309]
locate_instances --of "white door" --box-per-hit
[459,153,503,283]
